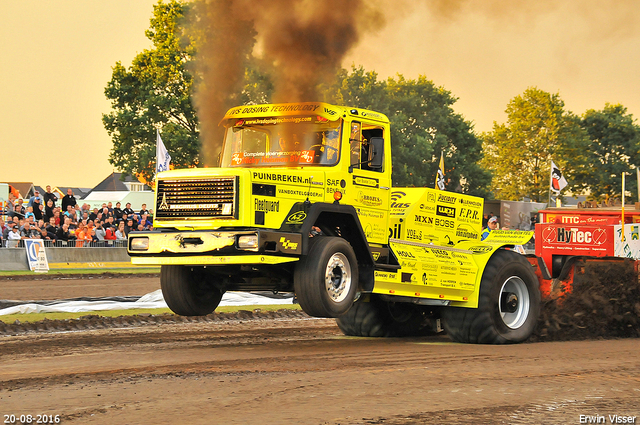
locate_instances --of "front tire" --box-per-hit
[294,237,358,318]
[442,249,540,344]
[161,265,223,316]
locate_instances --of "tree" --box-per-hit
[103,0,200,185]
[103,0,272,183]
[481,87,589,202]
[580,104,640,202]
[324,66,491,196]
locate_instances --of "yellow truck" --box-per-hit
[128,102,539,344]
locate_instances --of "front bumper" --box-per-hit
[127,229,302,266]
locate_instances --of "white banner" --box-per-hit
[613,224,640,259]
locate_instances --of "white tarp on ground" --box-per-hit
[0,289,293,316]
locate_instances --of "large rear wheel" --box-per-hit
[161,265,223,316]
[442,249,540,344]
[336,295,436,337]
[294,237,358,318]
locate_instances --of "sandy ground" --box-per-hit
[1,276,639,424]
[0,274,160,300]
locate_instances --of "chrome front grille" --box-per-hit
[155,177,238,219]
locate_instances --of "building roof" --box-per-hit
[90,172,151,192]
[4,182,35,199]
[55,187,92,200]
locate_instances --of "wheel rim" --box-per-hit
[498,276,530,329]
[324,252,352,303]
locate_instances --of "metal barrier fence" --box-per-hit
[3,240,128,249]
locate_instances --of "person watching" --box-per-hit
[115,222,127,241]
[61,189,77,212]
[56,223,74,244]
[481,216,499,241]
[122,203,134,218]
[43,185,58,207]
[20,222,39,240]
[113,202,123,222]
[7,226,22,248]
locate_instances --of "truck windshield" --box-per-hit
[220,116,342,167]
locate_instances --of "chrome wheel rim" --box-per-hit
[324,252,351,303]
[499,276,530,329]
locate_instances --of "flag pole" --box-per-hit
[636,167,639,206]
[622,172,626,242]
[548,159,553,207]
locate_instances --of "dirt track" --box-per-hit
[1,276,639,424]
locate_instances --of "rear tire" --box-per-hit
[336,295,436,337]
[294,237,358,318]
[442,249,540,344]
[161,265,223,316]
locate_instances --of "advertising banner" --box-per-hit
[24,239,49,273]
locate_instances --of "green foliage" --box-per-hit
[103,0,200,184]
[580,104,640,202]
[482,87,589,202]
[324,66,491,196]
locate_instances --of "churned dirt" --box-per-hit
[0,273,639,424]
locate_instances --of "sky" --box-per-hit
[2,0,640,189]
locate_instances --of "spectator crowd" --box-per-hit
[1,186,153,248]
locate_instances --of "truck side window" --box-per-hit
[349,122,362,168]
[360,127,384,172]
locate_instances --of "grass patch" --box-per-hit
[0,304,302,324]
[0,268,160,277]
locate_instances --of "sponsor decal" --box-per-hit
[435,218,454,229]
[459,198,482,207]
[285,211,307,224]
[227,104,322,115]
[436,205,456,218]
[406,228,422,241]
[254,199,280,213]
[456,224,479,240]
[430,248,451,258]
[253,172,311,184]
[360,111,384,120]
[279,237,299,250]
[300,150,315,163]
[389,223,402,239]
[277,188,323,198]
[326,178,346,188]
[469,245,493,254]
[437,193,457,204]
[414,214,434,224]
[459,207,479,220]
[396,249,416,259]
[324,107,337,116]
[353,176,379,188]
[543,226,607,245]
[357,191,383,207]
[390,191,411,210]
[372,252,381,261]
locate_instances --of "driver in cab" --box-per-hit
[278,133,300,152]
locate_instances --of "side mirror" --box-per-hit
[369,137,384,169]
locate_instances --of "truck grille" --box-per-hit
[155,177,238,219]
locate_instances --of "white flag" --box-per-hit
[550,160,567,193]
[156,130,171,173]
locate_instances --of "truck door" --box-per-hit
[343,121,390,245]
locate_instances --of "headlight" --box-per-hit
[130,237,150,251]
[238,234,259,250]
